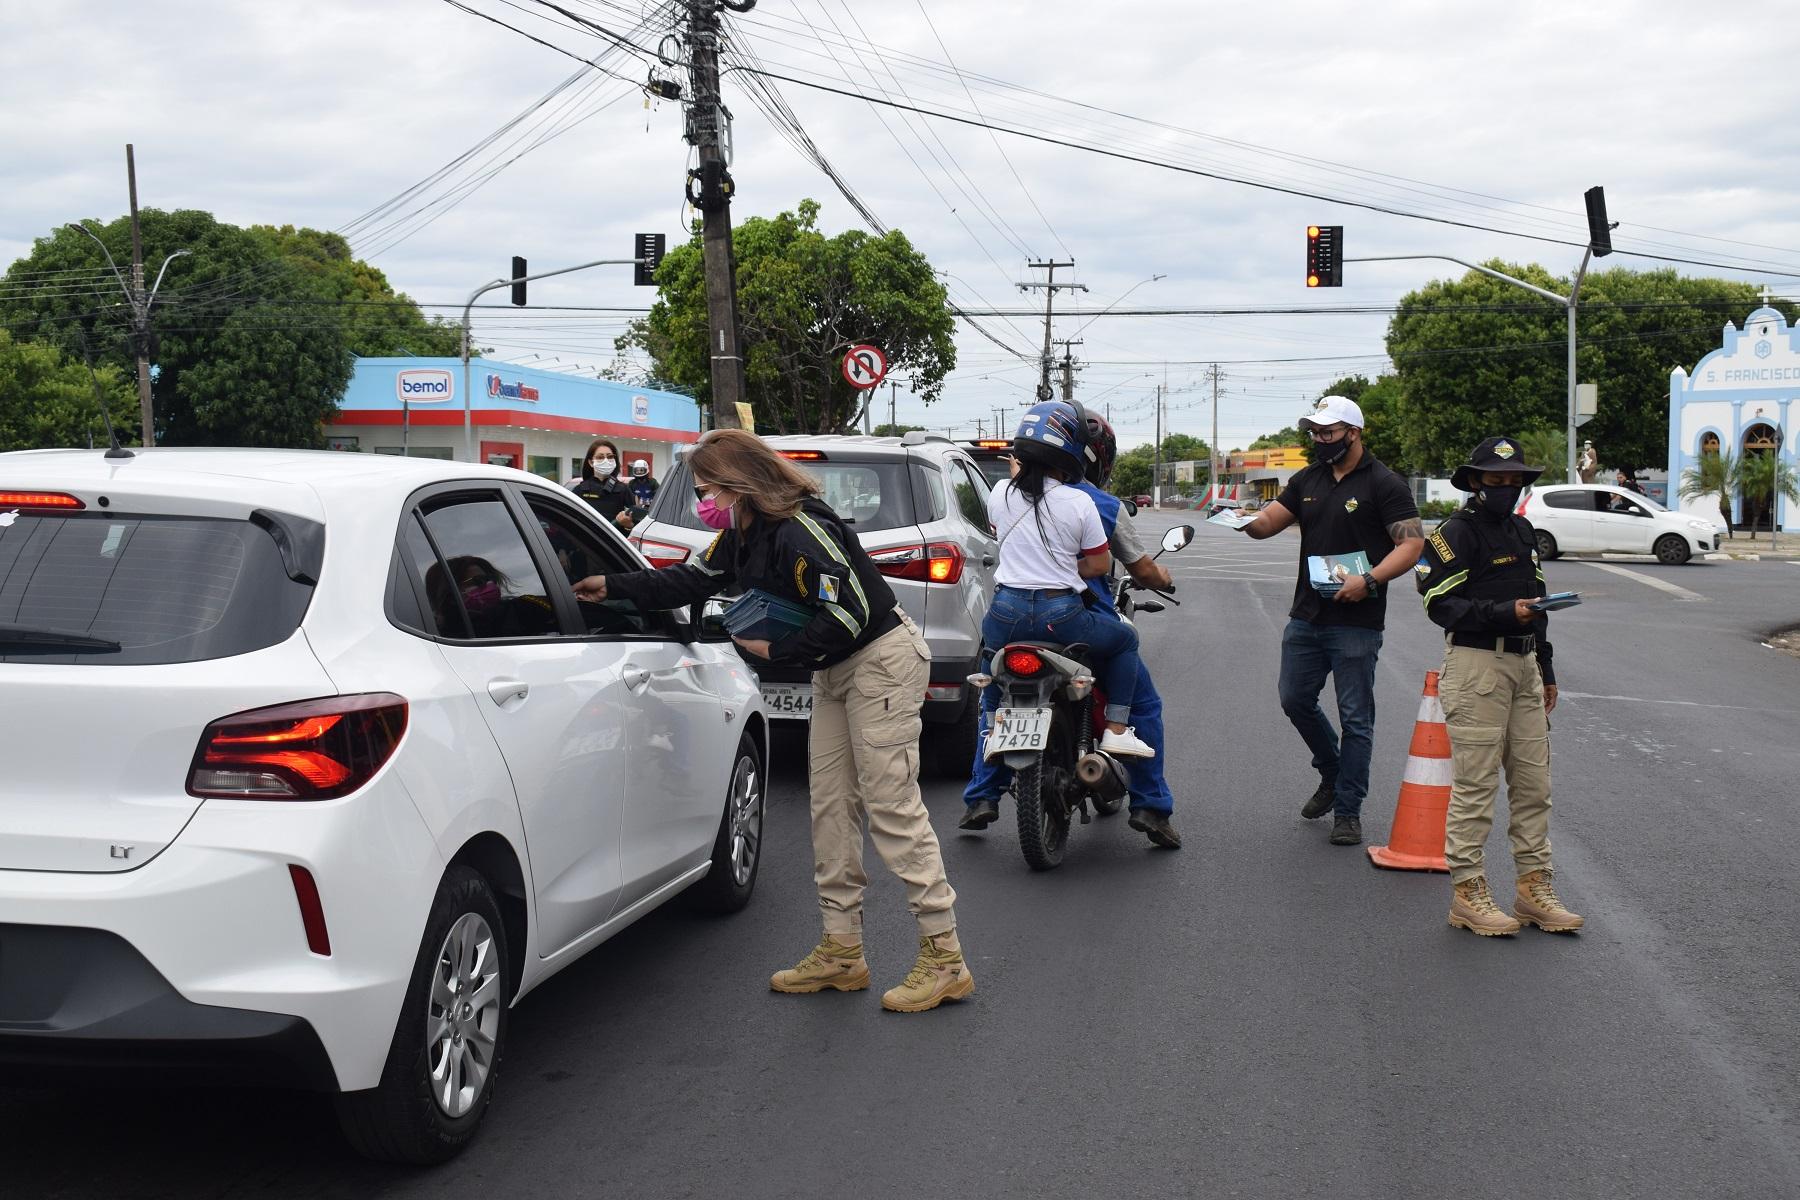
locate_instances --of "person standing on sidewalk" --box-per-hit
[1417,437,1584,937]
[1234,396,1424,845]
[572,429,973,1012]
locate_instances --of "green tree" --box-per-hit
[0,330,137,451]
[1732,451,1799,549]
[1516,427,1568,484]
[252,225,463,358]
[1247,426,1305,450]
[872,423,926,437]
[0,210,355,447]
[1679,448,1736,538]
[1351,375,1406,469]
[1110,444,1153,498]
[1383,264,1792,476]
[620,200,956,433]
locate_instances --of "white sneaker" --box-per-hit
[1099,727,1156,759]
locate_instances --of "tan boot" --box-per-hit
[770,936,870,994]
[881,930,975,1013]
[1449,875,1522,937]
[1514,870,1585,933]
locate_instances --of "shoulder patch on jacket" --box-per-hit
[1429,529,1455,563]
[793,554,808,598]
[817,573,840,603]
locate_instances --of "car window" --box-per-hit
[950,460,992,532]
[1604,492,1650,517]
[971,456,1013,489]
[1540,490,1597,511]
[525,494,677,640]
[0,511,314,665]
[409,495,560,641]
[647,460,705,531]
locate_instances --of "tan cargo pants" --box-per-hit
[808,615,958,938]
[1439,642,1554,885]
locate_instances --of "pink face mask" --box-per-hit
[461,581,501,615]
[695,496,735,531]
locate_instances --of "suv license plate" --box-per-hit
[985,707,1050,758]
[761,684,814,719]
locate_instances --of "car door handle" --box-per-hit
[487,678,529,706]
[622,665,652,692]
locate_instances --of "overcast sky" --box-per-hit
[6,1,1798,451]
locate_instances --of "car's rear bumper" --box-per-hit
[0,923,338,1091]
[748,655,979,723]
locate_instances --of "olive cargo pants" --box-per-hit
[1439,643,1554,885]
[808,617,958,938]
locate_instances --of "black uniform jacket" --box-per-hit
[607,497,900,670]
[571,473,632,523]
[1416,506,1556,685]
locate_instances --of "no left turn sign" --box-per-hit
[842,344,888,390]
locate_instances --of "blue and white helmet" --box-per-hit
[1012,400,1088,479]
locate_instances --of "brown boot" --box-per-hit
[1514,870,1585,933]
[881,930,975,1013]
[1449,875,1522,937]
[770,936,870,994]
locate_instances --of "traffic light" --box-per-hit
[510,256,527,306]
[1584,186,1613,257]
[1306,225,1342,287]
[634,233,666,287]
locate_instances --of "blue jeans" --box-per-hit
[1277,618,1384,818]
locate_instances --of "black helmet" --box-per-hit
[1450,436,1546,492]
[1083,412,1118,486]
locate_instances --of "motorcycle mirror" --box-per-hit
[1161,525,1194,553]
[1135,600,1165,614]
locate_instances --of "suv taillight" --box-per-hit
[1516,490,1532,517]
[637,537,692,570]
[187,693,408,800]
[871,541,965,584]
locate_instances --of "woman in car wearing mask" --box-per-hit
[570,428,973,1014]
[569,439,635,531]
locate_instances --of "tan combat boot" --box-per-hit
[881,930,975,1013]
[1449,875,1522,937]
[770,936,870,994]
[1514,870,1585,933]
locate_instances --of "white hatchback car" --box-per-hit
[1519,483,1724,565]
[0,448,768,1163]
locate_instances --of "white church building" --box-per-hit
[1668,305,1796,532]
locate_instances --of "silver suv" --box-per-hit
[629,433,998,773]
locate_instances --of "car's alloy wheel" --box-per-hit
[426,912,502,1119]
[727,753,763,888]
[1654,533,1692,565]
[1534,529,1559,561]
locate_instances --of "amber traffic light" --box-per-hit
[1305,225,1342,287]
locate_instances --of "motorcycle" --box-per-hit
[969,524,1193,871]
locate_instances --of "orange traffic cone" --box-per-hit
[1367,671,1452,872]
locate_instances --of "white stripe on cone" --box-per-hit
[1402,755,1455,788]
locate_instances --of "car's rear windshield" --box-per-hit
[651,456,918,532]
[970,455,1012,489]
[0,511,315,665]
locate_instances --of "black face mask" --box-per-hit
[1310,435,1352,466]
[1476,486,1521,518]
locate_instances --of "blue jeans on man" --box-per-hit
[1277,618,1383,817]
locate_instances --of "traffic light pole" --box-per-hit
[460,257,645,462]
[1344,252,1589,483]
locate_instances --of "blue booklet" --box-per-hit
[1529,591,1581,612]
[722,588,815,642]
[1307,551,1372,595]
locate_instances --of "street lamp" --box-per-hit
[67,222,188,447]
[1073,273,1166,338]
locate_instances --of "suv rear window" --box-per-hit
[651,457,919,532]
[0,512,314,665]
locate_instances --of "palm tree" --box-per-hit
[1517,428,1567,484]
[1679,450,1737,540]
[1732,452,1800,550]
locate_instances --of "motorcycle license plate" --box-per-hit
[760,684,814,720]
[984,707,1051,758]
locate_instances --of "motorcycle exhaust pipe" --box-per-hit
[1075,751,1130,801]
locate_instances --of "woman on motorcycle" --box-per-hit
[983,401,1155,760]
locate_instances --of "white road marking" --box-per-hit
[1583,562,1708,601]
[1559,691,1797,714]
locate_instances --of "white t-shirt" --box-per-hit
[987,477,1108,592]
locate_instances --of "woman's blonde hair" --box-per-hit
[687,428,820,520]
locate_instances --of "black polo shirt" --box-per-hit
[1274,452,1418,630]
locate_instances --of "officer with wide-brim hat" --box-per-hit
[1416,434,1584,939]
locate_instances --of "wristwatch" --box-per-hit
[1361,572,1380,596]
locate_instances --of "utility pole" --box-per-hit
[1152,383,1164,508]
[1206,363,1224,502]
[685,1,747,429]
[1055,337,1083,402]
[1018,260,1085,401]
[125,145,152,445]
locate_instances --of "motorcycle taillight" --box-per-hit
[1003,648,1045,676]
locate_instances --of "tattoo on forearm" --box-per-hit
[1388,518,1423,543]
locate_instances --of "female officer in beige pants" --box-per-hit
[574,429,972,1012]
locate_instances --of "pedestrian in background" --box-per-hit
[1234,396,1424,845]
[569,439,635,532]
[1417,437,1583,937]
[571,429,974,1012]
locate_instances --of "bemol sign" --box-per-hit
[395,368,454,403]
[632,395,651,424]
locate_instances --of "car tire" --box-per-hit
[927,692,980,780]
[687,731,765,914]
[336,865,509,1165]
[1534,529,1560,561]
[1654,533,1692,566]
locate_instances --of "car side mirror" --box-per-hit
[1161,525,1194,553]
[695,598,732,642]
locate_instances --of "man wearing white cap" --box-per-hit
[1233,396,1424,845]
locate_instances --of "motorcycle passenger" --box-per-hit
[627,458,659,512]
[569,428,974,1014]
[977,401,1155,762]
[960,411,1180,848]
[569,439,636,532]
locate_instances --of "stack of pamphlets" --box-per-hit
[1307,551,1372,597]
[721,588,815,642]
[1205,507,1257,530]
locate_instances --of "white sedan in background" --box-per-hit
[1519,483,1724,565]
[0,449,768,1163]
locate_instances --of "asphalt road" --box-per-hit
[9,513,1800,1199]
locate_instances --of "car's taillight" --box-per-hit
[638,537,692,570]
[1003,648,1045,677]
[871,542,964,584]
[0,490,84,509]
[187,693,408,800]
[1516,490,1532,517]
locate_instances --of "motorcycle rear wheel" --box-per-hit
[1015,719,1072,871]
